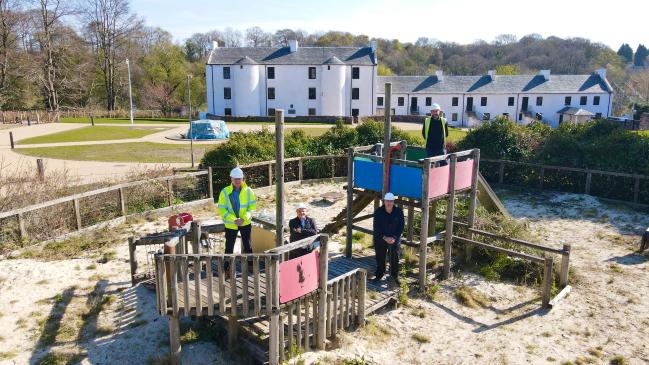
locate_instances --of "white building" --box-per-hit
[205,41,614,127]
[376,69,614,128]
[206,40,377,117]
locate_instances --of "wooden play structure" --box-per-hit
[141,84,574,365]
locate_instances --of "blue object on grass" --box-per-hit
[187,119,229,140]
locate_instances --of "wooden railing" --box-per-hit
[482,158,649,206]
[0,169,213,248]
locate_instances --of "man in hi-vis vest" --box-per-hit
[218,167,257,275]
[422,103,449,165]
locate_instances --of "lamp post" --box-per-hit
[187,74,194,168]
[126,58,134,129]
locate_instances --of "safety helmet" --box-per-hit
[230,167,244,179]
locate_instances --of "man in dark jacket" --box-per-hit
[422,103,449,165]
[372,193,405,285]
[288,203,319,258]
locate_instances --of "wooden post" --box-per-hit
[128,237,137,286]
[585,171,592,195]
[382,82,392,196]
[163,242,176,308]
[268,163,273,186]
[275,109,285,248]
[9,131,14,149]
[542,257,553,308]
[317,235,329,350]
[169,314,181,365]
[207,167,214,200]
[419,158,431,292]
[443,154,457,280]
[357,270,366,326]
[498,161,505,184]
[269,308,280,365]
[73,198,82,230]
[559,243,571,287]
[539,167,545,190]
[118,187,127,216]
[345,148,354,258]
[466,149,480,262]
[633,177,640,203]
[16,213,26,240]
[36,159,45,181]
[90,116,95,126]
[298,158,304,181]
[167,179,174,206]
[406,204,414,242]
[191,221,201,254]
[330,157,335,178]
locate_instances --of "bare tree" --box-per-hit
[222,27,242,47]
[0,0,19,106]
[245,26,270,47]
[80,0,140,111]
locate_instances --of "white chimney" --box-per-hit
[487,70,496,81]
[289,39,298,53]
[435,70,444,81]
[370,40,377,53]
[211,41,219,50]
[539,69,551,81]
[595,68,607,80]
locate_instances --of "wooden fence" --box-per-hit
[0,110,59,124]
[0,169,213,250]
[480,158,649,206]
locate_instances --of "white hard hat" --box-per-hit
[230,167,244,178]
[430,103,441,111]
[383,192,396,201]
[296,203,307,210]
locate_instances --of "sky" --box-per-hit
[131,0,646,50]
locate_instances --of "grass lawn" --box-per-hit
[17,126,171,145]
[59,117,332,126]
[16,142,217,163]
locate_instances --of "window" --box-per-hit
[377,97,384,106]
[536,96,543,106]
[352,88,360,100]
[580,96,587,105]
[351,108,359,116]
[564,96,571,106]
[308,108,316,116]
[595,112,602,119]
[267,108,275,116]
[426,97,432,106]
[224,108,232,116]
[308,87,316,100]
[508,97,515,106]
[452,113,458,121]
[224,87,231,99]
[223,67,230,79]
[308,67,316,79]
[593,96,600,105]
[452,97,459,106]
[483,113,490,120]
[518,113,522,121]
[397,97,404,106]
[352,67,360,79]
[268,67,275,79]
[481,97,487,106]
[267,87,275,100]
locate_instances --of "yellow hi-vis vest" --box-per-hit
[217,183,257,230]
[424,116,448,146]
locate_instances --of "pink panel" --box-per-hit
[278,251,320,304]
[427,159,475,199]
[428,165,450,199]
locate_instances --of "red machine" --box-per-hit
[168,213,193,231]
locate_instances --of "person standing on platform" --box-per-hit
[372,192,405,285]
[422,103,449,166]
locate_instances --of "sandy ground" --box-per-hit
[3,174,645,364]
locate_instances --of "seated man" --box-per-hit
[372,193,405,285]
[288,203,319,259]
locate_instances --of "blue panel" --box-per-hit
[389,165,423,199]
[353,159,382,192]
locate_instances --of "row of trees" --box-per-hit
[1,0,647,116]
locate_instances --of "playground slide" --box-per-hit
[477,172,510,217]
[321,195,374,234]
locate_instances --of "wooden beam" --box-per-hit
[542,257,553,308]
[559,243,571,287]
[452,236,544,263]
[419,158,431,291]
[128,237,137,286]
[317,235,328,350]
[346,148,354,258]
[443,154,457,279]
[275,109,285,248]
[382,82,392,196]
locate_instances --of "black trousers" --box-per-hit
[426,147,448,166]
[224,224,252,271]
[374,240,400,278]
